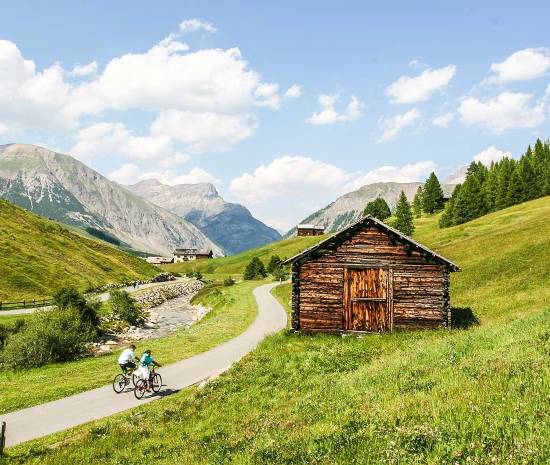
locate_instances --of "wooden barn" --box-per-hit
[284,215,460,333]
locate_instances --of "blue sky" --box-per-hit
[0,1,549,231]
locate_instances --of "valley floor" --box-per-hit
[2,197,550,464]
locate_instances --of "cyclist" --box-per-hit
[118,344,137,375]
[138,349,162,391]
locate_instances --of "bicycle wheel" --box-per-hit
[112,374,126,394]
[134,379,147,399]
[151,373,163,393]
[132,373,138,386]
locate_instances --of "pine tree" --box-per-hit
[266,255,282,274]
[495,157,516,209]
[439,184,461,228]
[243,257,267,280]
[363,197,391,220]
[393,191,414,236]
[422,172,445,214]
[505,168,524,207]
[412,186,423,218]
[517,155,539,201]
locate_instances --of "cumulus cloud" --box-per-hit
[306,94,363,125]
[179,18,217,34]
[70,61,98,77]
[432,113,454,128]
[284,84,302,99]
[379,109,421,141]
[473,145,512,165]
[230,156,350,204]
[0,33,288,155]
[408,59,427,69]
[483,48,550,84]
[348,161,438,190]
[386,65,456,104]
[458,92,546,133]
[108,163,219,186]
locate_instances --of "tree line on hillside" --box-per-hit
[243,255,289,281]
[440,139,550,228]
[362,172,446,236]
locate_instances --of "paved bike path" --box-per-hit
[0,282,287,447]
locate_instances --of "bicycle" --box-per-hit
[112,366,138,394]
[134,367,163,399]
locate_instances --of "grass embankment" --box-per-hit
[163,233,326,279]
[5,197,550,464]
[0,280,261,414]
[0,199,158,301]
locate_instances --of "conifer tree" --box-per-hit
[393,191,414,236]
[422,172,445,214]
[505,168,524,206]
[412,186,423,218]
[363,197,391,220]
[439,184,461,227]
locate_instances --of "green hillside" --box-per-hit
[164,233,327,277]
[7,197,550,464]
[0,199,158,301]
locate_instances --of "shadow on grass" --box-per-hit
[451,307,479,329]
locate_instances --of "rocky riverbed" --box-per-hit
[93,279,208,354]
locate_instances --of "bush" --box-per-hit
[53,286,100,328]
[151,272,175,283]
[185,270,203,280]
[243,257,267,280]
[272,267,289,281]
[223,276,236,286]
[109,290,144,326]
[0,319,26,351]
[0,308,95,369]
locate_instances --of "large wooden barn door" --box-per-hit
[344,268,392,332]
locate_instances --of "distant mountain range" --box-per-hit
[0,144,222,256]
[127,180,281,255]
[285,181,456,237]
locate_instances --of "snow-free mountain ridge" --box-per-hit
[128,179,281,255]
[0,144,222,256]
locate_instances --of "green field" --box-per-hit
[163,233,326,278]
[5,196,550,464]
[0,199,158,301]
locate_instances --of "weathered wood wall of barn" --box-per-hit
[294,227,449,331]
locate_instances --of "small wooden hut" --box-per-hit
[284,215,459,333]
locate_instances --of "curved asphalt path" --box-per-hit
[0,282,287,447]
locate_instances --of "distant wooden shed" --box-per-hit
[284,215,459,333]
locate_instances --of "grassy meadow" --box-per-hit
[3,196,550,464]
[0,199,158,301]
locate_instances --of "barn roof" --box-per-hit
[283,215,460,271]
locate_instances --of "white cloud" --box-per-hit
[71,122,173,162]
[483,48,550,84]
[230,155,350,204]
[306,94,364,125]
[432,112,454,127]
[473,145,512,165]
[458,92,546,133]
[408,59,427,69]
[70,61,98,77]
[386,65,456,104]
[151,110,256,153]
[380,108,421,141]
[179,18,217,34]
[284,84,302,99]
[108,163,219,186]
[160,153,191,168]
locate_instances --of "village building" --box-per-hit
[284,215,459,333]
[173,248,213,263]
[296,224,325,237]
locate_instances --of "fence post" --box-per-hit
[0,421,6,455]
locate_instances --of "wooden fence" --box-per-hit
[0,298,54,311]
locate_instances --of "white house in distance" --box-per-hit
[173,248,214,263]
